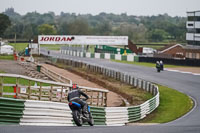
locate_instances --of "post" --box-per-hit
[105,92,107,107]
[60,86,63,102]
[91,91,93,105]
[50,85,53,101]
[16,77,19,98]
[97,92,100,106]
[28,80,31,99]
[101,92,104,106]
[0,76,3,97]
[39,82,42,100]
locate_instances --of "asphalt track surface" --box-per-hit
[1,50,200,133]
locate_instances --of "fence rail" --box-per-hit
[0,73,108,106]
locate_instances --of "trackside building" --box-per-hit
[186,10,200,46]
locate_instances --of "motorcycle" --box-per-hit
[69,99,94,126]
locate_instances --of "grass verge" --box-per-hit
[0,55,14,60]
[9,43,28,52]
[138,85,193,123]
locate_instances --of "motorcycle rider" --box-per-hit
[67,84,89,117]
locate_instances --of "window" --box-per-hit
[188,16,195,21]
[196,29,200,33]
[188,24,193,26]
[196,16,200,21]
[196,53,200,59]
[187,28,195,33]
[189,53,192,58]
[192,53,196,59]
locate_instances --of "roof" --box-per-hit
[1,45,13,48]
[158,44,183,53]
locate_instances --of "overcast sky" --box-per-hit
[0,0,199,17]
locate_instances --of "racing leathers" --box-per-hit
[68,89,89,115]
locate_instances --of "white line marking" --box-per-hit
[165,68,200,76]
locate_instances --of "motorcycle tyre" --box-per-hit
[73,110,83,126]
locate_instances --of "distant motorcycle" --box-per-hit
[69,99,94,126]
[156,61,161,72]
[156,67,161,72]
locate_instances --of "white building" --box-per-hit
[186,10,200,46]
[0,45,14,55]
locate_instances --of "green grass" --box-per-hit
[0,55,14,60]
[136,45,165,50]
[111,60,179,68]
[40,44,65,50]
[40,44,95,52]
[9,43,28,52]
[1,77,51,96]
[0,70,5,73]
[139,85,193,123]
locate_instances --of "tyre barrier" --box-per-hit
[60,49,136,62]
[0,94,158,126]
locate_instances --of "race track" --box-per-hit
[1,50,200,133]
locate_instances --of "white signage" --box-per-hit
[29,43,38,49]
[38,35,128,45]
[20,88,26,93]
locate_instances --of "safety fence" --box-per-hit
[0,73,108,107]
[60,49,139,62]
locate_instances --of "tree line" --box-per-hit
[0,8,186,43]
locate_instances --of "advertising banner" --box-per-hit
[38,35,128,45]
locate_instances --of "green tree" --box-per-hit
[0,13,11,37]
[22,24,34,39]
[95,21,112,35]
[67,19,91,35]
[149,29,169,42]
[38,24,57,35]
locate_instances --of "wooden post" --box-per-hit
[28,80,31,99]
[39,82,42,100]
[105,92,107,107]
[50,85,53,101]
[0,76,3,97]
[60,86,63,102]
[97,92,99,106]
[101,92,104,106]
[91,91,93,106]
[16,77,19,99]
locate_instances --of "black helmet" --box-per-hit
[72,84,79,90]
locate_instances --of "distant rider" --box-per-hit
[67,84,89,116]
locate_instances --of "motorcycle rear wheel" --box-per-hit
[73,110,83,126]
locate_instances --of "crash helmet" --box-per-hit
[72,83,79,90]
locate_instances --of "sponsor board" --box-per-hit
[38,35,128,45]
